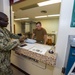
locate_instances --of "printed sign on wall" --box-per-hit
[70,0,75,27]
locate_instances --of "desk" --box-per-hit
[13,43,57,66]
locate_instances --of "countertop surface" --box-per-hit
[14,43,57,66]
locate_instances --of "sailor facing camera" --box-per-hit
[0,12,25,75]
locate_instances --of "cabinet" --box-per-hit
[47,34,56,45]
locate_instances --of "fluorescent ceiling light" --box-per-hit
[35,14,60,18]
[37,0,61,6]
[14,17,29,20]
[35,15,47,18]
[48,14,60,17]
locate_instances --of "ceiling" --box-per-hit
[12,0,61,21]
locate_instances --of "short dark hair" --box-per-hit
[36,22,41,26]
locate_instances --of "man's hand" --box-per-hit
[19,35,25,43]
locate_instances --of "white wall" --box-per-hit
[56,0,74,68]
[0,0,10,31]
[0,0,4,12]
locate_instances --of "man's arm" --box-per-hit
[44,34,47,44]
[5,28,20,39]
[0,32,19,51]
[5,28,26,43]
[43,28,47,44]
[32,33,35,39]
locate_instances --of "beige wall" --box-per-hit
[34,18,59,34]
[14,21,21,34]
[14,18,59,34]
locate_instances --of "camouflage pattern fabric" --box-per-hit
[0,27,20,75]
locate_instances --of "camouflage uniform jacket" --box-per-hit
[0,27,20,75]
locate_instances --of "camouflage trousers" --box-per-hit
[0,52,13,75]
[0,68,13,75]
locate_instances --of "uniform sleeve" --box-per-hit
[43,29,47,35]
[0,32,19,51]
[6,28,20,39]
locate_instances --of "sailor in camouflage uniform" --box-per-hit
[0,12,24,75]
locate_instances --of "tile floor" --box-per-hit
[11,65,64,75]
[11,65,25,75]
